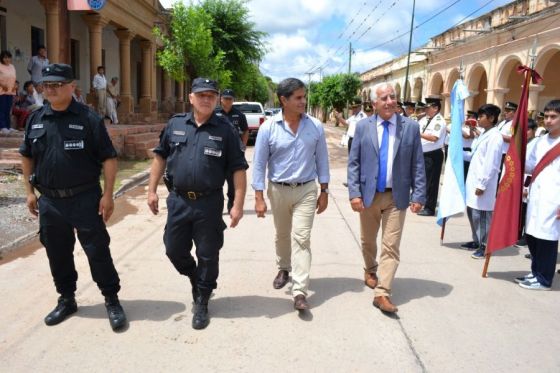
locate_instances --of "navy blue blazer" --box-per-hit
[347,114,426,210]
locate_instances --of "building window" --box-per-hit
[31,26,45,56]
[70,39,80,79]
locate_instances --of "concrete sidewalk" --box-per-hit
[0,124,558,372]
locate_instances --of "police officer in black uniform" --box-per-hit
[215,88,248,212]
[19,64,126,331]
[147,77,248,330]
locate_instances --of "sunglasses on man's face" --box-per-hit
[43,82,71,89]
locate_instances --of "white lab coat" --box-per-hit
[464,127,504,211]
[525,134,560,241]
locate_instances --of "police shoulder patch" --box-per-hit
[435,123,441,130]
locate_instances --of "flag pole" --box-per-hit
[482,40,538,278]
[440,217,447,246]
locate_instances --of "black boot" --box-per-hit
[105,295,127,331]
[188,275,198,303]
[192,294,210,330]
[44,295,77,326]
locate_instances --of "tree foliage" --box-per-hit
[311,73,362,111]
[154,2,230,88]
[155,0,269,102]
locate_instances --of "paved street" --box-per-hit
[1,125,558,372]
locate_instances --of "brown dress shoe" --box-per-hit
[273,270,289,289]
[294,294,309,310]
[364,272,378,289]
[373,296,398,313]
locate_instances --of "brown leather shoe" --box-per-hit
[364,272,378,289]
[373,296,398,313]
[294,295,309,310]
[273,270,289,289]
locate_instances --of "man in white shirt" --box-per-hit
[463,104,504,259]
[336,97,366,154]
[27,45,49,84]
[516,99,560,290]
[497,101,517,154]
[418,97,447,216]
[92,66,107,117]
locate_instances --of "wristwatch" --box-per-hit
[320,188,329,194]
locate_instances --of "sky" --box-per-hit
[159,0,514,83]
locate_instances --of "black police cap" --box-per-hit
[364,101,374,112]
[425,97,441,106]
[537,111,545,119]
[504,101,518,111]
[415,101,426,109]
[403,101,415,108]
[221,89,235,98]
[41,63,75,83]
[350,97,362,107]
[192,77,219,94]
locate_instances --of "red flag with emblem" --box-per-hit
[486,65,543,254]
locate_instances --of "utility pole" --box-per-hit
[403,0,416,101]
[305,72,313,115]
[348,42,352,74]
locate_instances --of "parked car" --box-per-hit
[233,101,266,143]
[265,107,281,117]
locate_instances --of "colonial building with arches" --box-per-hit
[361,0,560,118]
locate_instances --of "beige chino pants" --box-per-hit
[267,181,317,297]
[360,190,406,297]
[96,89,107,117]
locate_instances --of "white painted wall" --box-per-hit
[4,0,46,86]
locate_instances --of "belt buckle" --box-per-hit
[187,191,197,200]
[289,182,298,188]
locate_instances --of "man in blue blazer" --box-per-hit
[348,83,426,313]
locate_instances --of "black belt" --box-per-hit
[173,188,221,200]
[35,182,99,199]
[272,180,314,187]
[424,148,443,155]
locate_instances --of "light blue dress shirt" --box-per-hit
[252,111,330,190]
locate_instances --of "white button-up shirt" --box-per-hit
[92,73,107,90]
[347,111,366,138]
[525,134,560,241]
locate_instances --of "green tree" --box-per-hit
[200,0,268,100]
[154,2,231,88]
[318,73,362,111]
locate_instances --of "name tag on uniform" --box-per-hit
[32,124,44,129]
[173,130,186,136]
[208,135,222,141]
[69,124,84,130]
[64,140,84,150]
[204,147,222,157]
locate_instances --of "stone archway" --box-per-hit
[412,77,423,102]
[466,63,488,111]
[362,89,368,102]
[403,80,412,101]
[535,45,560,111]
[395,83,402,101]
[497,55,524,107]
[446,68,460,94]
[429,72,444,98]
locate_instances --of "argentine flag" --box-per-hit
[437,79,470,226]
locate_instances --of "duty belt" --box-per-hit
[35,182,100,199]
[272,180,314,188]
[173,188,221,200]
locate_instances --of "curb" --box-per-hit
[0,167,151,257]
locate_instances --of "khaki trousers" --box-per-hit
[96,89,107,116]
[360,190,406,297]
[267,181,317,297]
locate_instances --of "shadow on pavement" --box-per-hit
[76,299,186,322]
[212,277,364,319]
[392,277,453,306]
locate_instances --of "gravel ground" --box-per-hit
[0,172,38,249]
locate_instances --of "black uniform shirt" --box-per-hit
[153,112,248,191]
[19,99,117,189]
[215,106,248,136]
